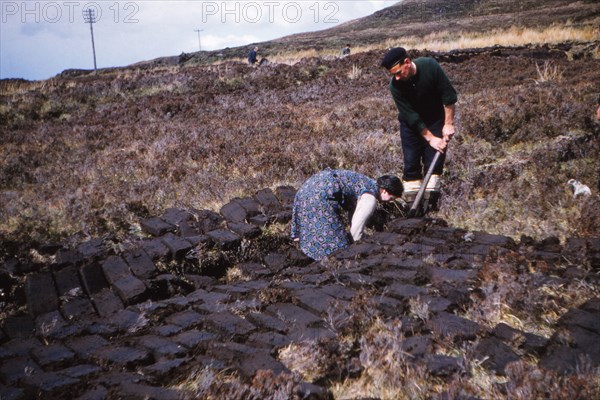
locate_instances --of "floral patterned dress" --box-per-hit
[290,169,378,260]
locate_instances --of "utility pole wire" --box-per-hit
[194,28,204,51]
[84,9,98,71]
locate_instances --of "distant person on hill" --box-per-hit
[291,169,403,260]
[248,46,258,66]
[340,44,351,58]
[380,47,457,213]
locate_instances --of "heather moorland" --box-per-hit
[1,0,600,398]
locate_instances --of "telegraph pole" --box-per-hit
[194,28,204,51]
[84,8,98,71]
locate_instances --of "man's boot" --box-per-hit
[423,174,441,214]
[402,179,422,209]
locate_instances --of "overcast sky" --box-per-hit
[1,0,398,80]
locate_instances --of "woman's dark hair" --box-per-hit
[377,175,403,197]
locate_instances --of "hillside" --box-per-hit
[169,0,600,63]
[1,43,599,247]
[268,0,599,47]
[1,0,600,398]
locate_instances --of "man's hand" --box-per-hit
[442,124,455,142]
[422,128,448,153]
[428,136,448,153]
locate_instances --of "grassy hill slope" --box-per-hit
[178,0,600,63]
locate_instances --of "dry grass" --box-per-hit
[386,23,599,52]
[173,367,302,399]
[278,341,331,382]
[347,64,362,80]
[534,61,564,84]
[266,48,339,65]
[263,24,598,65]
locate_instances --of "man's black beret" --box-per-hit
[380,47,408,69]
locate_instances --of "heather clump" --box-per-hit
[466,251,599,335]
[176,367,305,400]
[356,318,431,399]
[439,52,600,239]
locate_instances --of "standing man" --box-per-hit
[248,46,258,66]
[381,47,457,212]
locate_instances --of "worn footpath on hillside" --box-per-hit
[1,185,599,399]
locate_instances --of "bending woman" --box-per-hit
[290,169,403,260]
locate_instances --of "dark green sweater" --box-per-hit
[389,57,457,134]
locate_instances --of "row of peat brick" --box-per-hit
[1,189,600,399]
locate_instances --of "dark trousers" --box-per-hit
[400,119,445,181]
